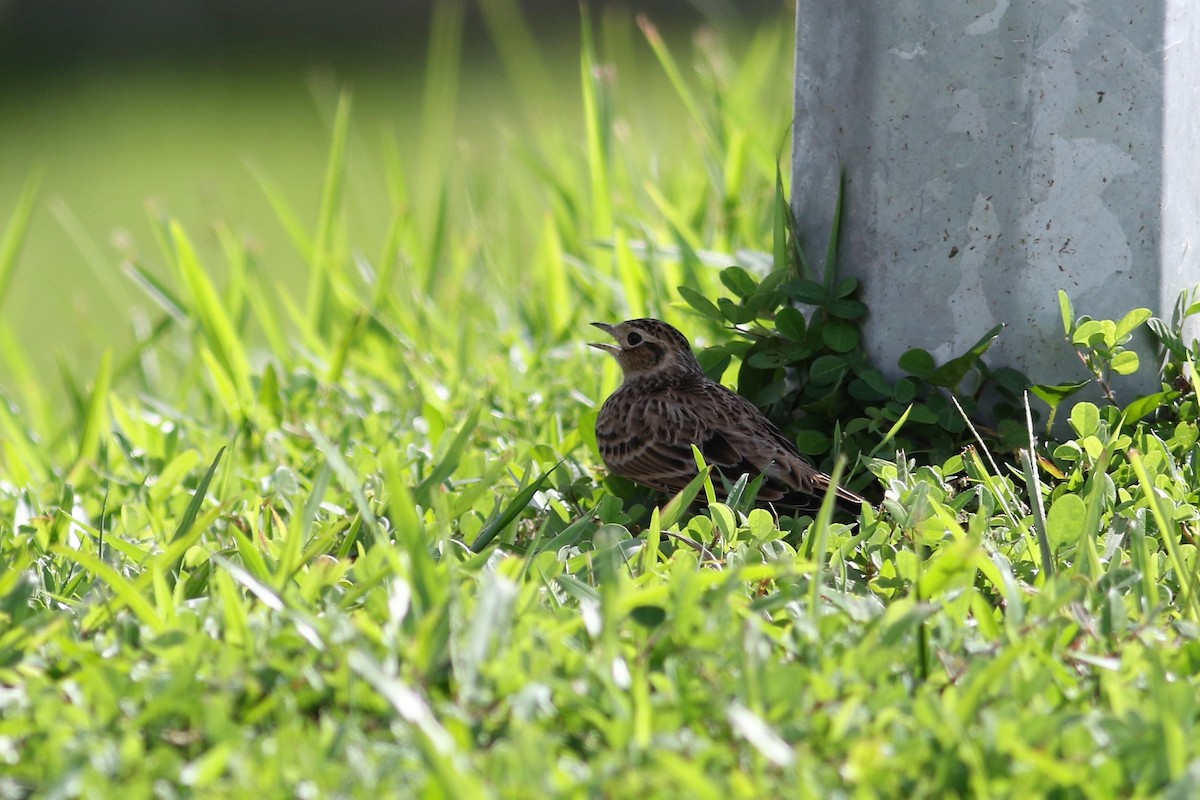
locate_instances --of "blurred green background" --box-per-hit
[0,0,785,383]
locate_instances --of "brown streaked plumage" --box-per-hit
[590,318,864,512]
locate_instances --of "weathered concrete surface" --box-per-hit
[793,2,1200,395]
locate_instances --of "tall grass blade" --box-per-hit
[807,456,847,623]
[822,170,844,290]
[307,423,380,545]
[1128,448,1200,622]
[414,406,481,507]
[171,446,227,544]
[866,403,913,459]
[470,463,559,553]
[50,199,127,309]
[658,461,713,531]
[306,90,352,334]
[123,261,188,324]
[215,222,250,327]
[613,229,646,317]
[417,0,463,189]
[1076,450,1109,578]
[422,182,450,297]
[247,160,315,260]
[0,172,39,311]
[241,264,290,359]
[0,387,49,484]
[325,309,369,385]
[638,15,720,155]
[477,0,556,127]
[374,139,408,309]
[1020,449,1053,581]
[580,8,613,243]
[168,221,253,406]
[213,555,325,650]
[1021,393,1054,580]
[70,350,112,482]
[773,164,789,273]
[0,322,52,439]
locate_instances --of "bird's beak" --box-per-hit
[588,322,621,354]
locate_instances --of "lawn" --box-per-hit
[3,3,1200,798]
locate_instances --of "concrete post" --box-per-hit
[792,2,1200,394]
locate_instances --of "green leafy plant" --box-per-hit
[1030,290,1166,430]
[679,182,1030,491]
[10,5,1200,797]
[1026,287,1200,445]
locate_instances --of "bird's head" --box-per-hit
[589,318,704,382]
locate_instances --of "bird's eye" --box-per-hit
[626,331,643,346]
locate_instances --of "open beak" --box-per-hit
[588,322,621,354]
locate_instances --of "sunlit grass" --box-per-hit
[3,4,1200,797]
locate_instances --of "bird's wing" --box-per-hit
[598,382,864,508]
[700,385,865,507]
[661,384,863,508]
[596,408,700,495]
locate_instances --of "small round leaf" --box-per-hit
[775,307,807,341]
[898,348,935,378]
[809,355,849,385]
[820,319,860,352]
[793,429,830,455]
[1110,350,1140,375]
[1069,402,1100,437]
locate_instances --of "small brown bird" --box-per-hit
[590,318,864,512]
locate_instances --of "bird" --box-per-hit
[589,318,865,512]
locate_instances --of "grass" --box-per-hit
[4,4,1200,797]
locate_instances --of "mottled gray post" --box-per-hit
[793,2,1200,394]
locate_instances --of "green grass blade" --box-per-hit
[49,198,128,309]
[123,261,188,324]
[307,423,379,545]
[53,545,165,633]
[476,0,556,127]
[1019,448,1054,582]
[0,386,50,484]
[168,221,253,406]
[1021,392,1054,580]
[69,350,112,482]
[1076,450,1109,578]
[171,446,227,544]
[417,0,463,188]
[306,90,352,333]
[613,229,646,317]
[214,222,249,326]
[247,160,315,260]
[581,8,613,244]
[241,263,291,360]
[659,459,714,531]
[638,15,720,155]
[1128,448,1200,622]
[325,309,369,385]
[470,463,559,553]
[414,406,481,507]
[807,456,847,624]
[348,649,484,795]
[866,403,913,459]
[773,164,789,273]
[0,171,40,311]
[822,169,845,290]
[374,140,408,310]
[0,321,53,440]
[213,555,325,651]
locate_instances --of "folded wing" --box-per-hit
[598,383,863,510]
